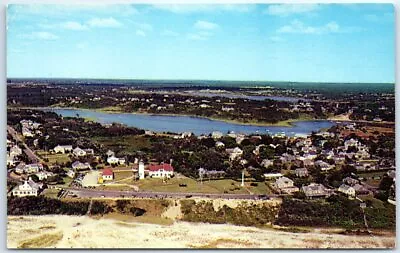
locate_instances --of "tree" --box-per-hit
[29,174,40,182]
[259,146,275,160]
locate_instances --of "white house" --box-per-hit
[73,147,86,157]
[107,156,122,165]
[215,141,225,148]
[35,171,54,181]
[263,173,283,180]
[53,145,73,154]
[16,163,43,174]
[84,149,94,155]
[344,138,360,150]
[181,132,192,138]
[149,163,174,178]
[211,131,223,139]
[106,150,115,157]
[118,158,126,165]
[315,160,334,171]
[72,161,91,171]
[275,177,299,194]
[302,183,331,198]
[67,169,76,178]
[11,178,41,197]
[295,168,309,177]
[226,147,243,161]
[7,154,17,167]
[102,168,114,181]
[15,163,26,174]
[10,145,22,157]
[338,184,356,197]
[261,159,273,168]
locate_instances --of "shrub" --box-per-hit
[90,201,113,215]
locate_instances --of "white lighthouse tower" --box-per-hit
[138,160,145,180]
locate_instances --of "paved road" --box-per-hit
[7,125,40,163]
[64,187,280,200]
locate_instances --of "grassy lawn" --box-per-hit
[62,176,73,186]
[130,177,250,194]
[105,172,270,195]
[92,135,151,154]
[41,188,61,198]
[37,151,71,165]
[113,171,134,182]
[246,182,272,195]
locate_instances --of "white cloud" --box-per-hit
[20,31,59,40]
[133,22,153,32]
[221,5,256,13]
[152,4,255,14]
[9,4,138,19]
[136,30,146,37]
[61,21,88,31]
[161,30,179,37]
[87,17,122,28]
[265,4,320,17]
[187,33,207,41]
[194,20,219,30]
[277,20,341,35]
[364,12,394,23]
[269,36,285,42]
[187,31,213,41]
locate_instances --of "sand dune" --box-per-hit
[7,215,395,249]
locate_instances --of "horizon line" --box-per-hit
[6,77,395,85]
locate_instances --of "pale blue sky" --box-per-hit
[7,4,395,83]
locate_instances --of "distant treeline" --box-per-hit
[7,78,394,94]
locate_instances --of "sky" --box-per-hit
[7,4,395,83]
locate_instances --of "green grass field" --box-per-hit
[92,135,151,153]
[41,188,61,198]
[37,151,71,165]
[108,174,271,195]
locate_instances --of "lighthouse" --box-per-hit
[138,160,145,180]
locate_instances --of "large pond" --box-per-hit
[44,108,335,136]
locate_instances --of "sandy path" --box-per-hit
[7,215,395,249]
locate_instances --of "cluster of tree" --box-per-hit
[89,201,113,215]
[275,195,395,229]
[180,199,279,227]
[7,196,89,215]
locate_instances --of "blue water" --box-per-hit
[44,108,335,136]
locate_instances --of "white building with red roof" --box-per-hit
[102,168,114,181]
[149,163,174,178]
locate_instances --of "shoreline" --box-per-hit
[11,105,323,127]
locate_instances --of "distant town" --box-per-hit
[6,81,395,235]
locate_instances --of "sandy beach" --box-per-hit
[7,215,395,249]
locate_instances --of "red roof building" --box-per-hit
[148,163,174,178]
[102,168,114,176]
[148,163,174,172]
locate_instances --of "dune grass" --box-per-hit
[18,232,63,248]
